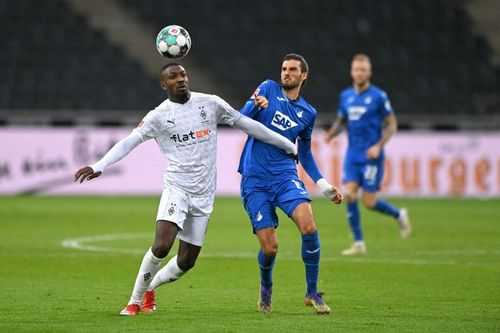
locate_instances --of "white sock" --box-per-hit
[147,255,185,291]
[128,248,163,305]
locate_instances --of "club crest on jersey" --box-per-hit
[347,106,367,121]
[271,110,298,131]
[364,96,372,104]
[168,203,176,215]
[199,106,207,120]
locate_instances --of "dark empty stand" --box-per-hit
[121,0,500,123]
[0,0,498,126]
[0,0,163,114]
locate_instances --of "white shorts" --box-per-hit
[156,184,214,247]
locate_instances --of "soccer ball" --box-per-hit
[156,25,191,59]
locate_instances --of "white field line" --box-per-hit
[61,233,500,267]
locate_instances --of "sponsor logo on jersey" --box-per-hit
[296,110,303,118]
[170,129,211,142]
[271,110,298,131]
[347,106,367,121]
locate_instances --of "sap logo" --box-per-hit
[271,111,298,131]
[170,129,211,142]
[347,106,367,121]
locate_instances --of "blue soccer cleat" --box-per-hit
[258,285,272,313]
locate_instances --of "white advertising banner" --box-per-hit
[0,127,499,197]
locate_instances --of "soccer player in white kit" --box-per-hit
[74,63,298,316]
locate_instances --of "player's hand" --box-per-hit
[74,166,102,183]
[253,94,269,109]
[316,178,343,204]
[366,144,381,160]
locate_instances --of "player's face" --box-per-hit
[281,60,307,90]
[160,65,190,101]
[351,60,372,87]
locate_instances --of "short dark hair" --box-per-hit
[160,62,182,75]
[283,53,309,87]
[283,53,309,73]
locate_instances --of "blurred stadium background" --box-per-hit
[1,2,500,332]
[0,0,499,196]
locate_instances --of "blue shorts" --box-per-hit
[240,176,311,232]
[343,159,384,192]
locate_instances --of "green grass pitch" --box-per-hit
[0,196,499,332]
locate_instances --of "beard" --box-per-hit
[281,79,300,90]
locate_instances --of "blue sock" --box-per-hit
[347,201,363,241]
[301,231,320,295]
[258,249,275,288]
[374,199,400,219]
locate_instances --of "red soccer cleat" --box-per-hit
[119,303,140,316]
[141,290,157,313]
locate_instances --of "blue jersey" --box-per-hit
[338,84,393,163]
[238,80,322,181]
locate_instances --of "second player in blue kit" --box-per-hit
[325,54,412,255]
[239,54,343,314]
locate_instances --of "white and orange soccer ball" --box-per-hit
[156,25,191,59]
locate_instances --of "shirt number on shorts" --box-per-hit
[364,165,378,185]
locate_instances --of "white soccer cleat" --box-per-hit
[341,241,367,255]
[398,208,412,239]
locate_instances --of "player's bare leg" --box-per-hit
[255,227,277,313]
[120,220,178,316]
[292,202,331,314]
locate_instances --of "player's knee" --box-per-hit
[300,223,317,235]
[151,244,170,259]
[345,190,357,203]
[261,243,278,257]
[363,198,376,209]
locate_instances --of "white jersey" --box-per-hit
[134,92,241,197]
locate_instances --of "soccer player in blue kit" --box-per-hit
[325,54,412,256]
[238,54,343,314]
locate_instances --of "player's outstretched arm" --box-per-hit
[233,114,297,155]
[73,130,144,184]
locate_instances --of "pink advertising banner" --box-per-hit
[0,127,499,197]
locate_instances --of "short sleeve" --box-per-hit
[213,95,242,126]
[379,91,393,116]
[337,92,347,117]
[133,110,159,139]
